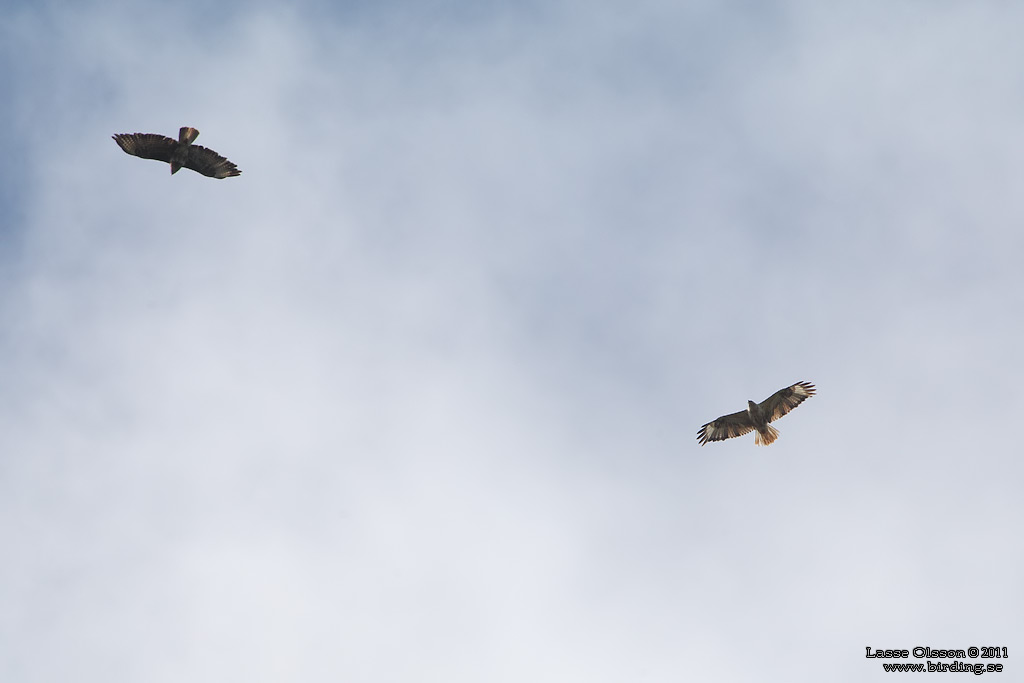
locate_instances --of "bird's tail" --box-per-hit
[179,127,199,144]
[755,424,779,446]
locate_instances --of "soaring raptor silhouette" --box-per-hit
[697,381,815,446]
[112,127,241,178]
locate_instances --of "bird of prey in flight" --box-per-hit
[697,381,815,446]
[112,127,241,178]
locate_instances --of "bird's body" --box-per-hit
[744,399,775,446]
[169,126,200,174]
[697,381,815,446]
[112,126,240,178]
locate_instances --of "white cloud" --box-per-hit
[2,1,1022,681]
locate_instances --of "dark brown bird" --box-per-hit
[697,381,815,446]
[112,127,241,178]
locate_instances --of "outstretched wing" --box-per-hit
[184,144,241,178]
[759,381,815,423]
[697,409,755,445]
[112,133,177,162]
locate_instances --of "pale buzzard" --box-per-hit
[697,381,815,446]
[112,127,241,178]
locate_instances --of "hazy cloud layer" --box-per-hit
[2,1,1021,681]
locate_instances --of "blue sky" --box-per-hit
[2,1,1022,681]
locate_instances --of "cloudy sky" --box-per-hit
[2,1,1022,680]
